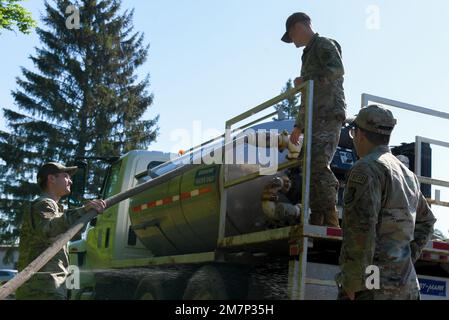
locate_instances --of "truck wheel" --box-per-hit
[134,276,167,300]
[182,265,228,300]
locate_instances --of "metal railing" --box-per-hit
[217,91,449,299]
[217,80,314,299]
[212,91,449,300]
[362,93,449,208]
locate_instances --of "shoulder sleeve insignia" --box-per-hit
[349,172,368,185]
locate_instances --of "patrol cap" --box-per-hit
[281,12,311,43]
[346,104,397,136]
[37,162,78,188]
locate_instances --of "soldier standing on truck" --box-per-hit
[336,105,436,300]
[16,162,106,300]
[281,12,346,227]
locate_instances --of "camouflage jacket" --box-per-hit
[296,33,346,128]
[18,194,85,277]
[337,145,436,294]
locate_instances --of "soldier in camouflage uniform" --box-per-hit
[336,105,436,300]
[282,12,346,227]
[16,162,105,300]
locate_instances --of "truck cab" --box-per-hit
[68,150,173,299]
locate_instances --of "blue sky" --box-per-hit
[1,0,449,235]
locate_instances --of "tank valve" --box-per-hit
[274,202,301,225]
[278,130,303,160]
[261,176,300,227]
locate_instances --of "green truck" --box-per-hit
[68,88,449,300]
[68,121,318,300]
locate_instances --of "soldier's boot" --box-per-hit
[308,212,324,226]
[323,206,340,228]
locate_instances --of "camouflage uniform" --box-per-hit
[296,33,347,226]
[16,194,85,300]
[336,105,436,300]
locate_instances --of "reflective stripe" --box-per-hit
[132,187,213,213]
[326,227,342,237]
[433,241,449,251]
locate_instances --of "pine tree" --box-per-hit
[0,0,158,245]
[275,79,299,120]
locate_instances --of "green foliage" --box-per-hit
[275,79,299,120]
[0,0,36,34]
[0,0,159,244]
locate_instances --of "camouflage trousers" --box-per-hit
[304,116,342,227]
[15,273,67,300]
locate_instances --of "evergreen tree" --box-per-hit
[0,0,158,244]
[275,79,299,120]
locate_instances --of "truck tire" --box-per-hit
[182,265,228,300]
[134,276,175,300]
[94,270,140,299]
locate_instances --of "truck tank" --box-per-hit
[128,120,355,256]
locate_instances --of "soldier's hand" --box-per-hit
[294,77,303,88]
[84,199,106,214]
[290,127,302,145]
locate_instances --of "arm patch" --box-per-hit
[349,172,368,185]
